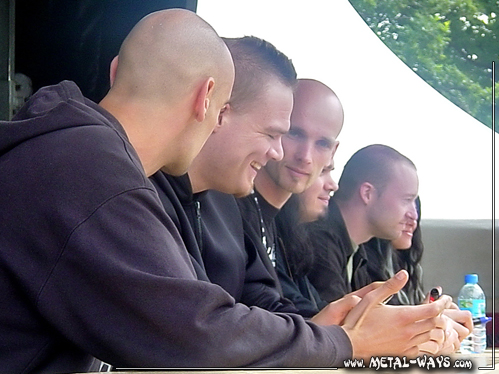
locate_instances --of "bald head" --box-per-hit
[100,9,234,177]
[256,78,344,208]
[110,8,233,104]
[291,79,344,140]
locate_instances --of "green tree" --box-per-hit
[348,0,498,132]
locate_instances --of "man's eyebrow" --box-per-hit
[267,125,289,135]
[403,193,418,199]
[322,165,334,173]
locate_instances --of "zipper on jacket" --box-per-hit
[194,200,203,252]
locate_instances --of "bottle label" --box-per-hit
[458,299,485,317]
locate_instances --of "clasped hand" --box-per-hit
[311,270,471,359]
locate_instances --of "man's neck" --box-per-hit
[183,155,209,194]
[335,199,373,246]
[100,96,180,178]
[253,169,292,209]
[186,169,207,194]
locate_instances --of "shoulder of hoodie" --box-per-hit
[3,80,148,186]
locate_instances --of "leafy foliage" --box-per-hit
[348,0,498,131]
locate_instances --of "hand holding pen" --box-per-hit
[429,287,492,326]
[429,287,441,302]
[426,287,473,349]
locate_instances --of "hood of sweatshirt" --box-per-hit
[0,80,125,156]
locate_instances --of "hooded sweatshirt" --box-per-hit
[0,81,352,373]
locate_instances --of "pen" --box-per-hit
[382,295,393,304]
[473,316,492,326]
[429,287,440,302]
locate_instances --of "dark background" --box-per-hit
[15,0,197,103]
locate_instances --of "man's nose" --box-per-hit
[296,142,313,164]
[268,138,284,161]
[326,176,338,194]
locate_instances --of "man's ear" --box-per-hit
[109,56,119,87]
[213,103,230,133]
[194,77,215,123]
[331,140,340,158]
[359,182,375,205]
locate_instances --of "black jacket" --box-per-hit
[154,174,298,312]
[307,199,371,302]
[236,191,281,290]
[276,245,328,317]
[273,196,328,317]
[0,81,352,372]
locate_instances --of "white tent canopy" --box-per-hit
[198,0,497,220]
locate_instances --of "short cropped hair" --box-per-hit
[334,144,416,201]
[223,36,297,112]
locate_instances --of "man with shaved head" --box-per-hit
[0,8,234,373]
[151,36,299,308]
[238,78,344,283]
[102,9,234,176]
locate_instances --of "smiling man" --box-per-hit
[237,78,344,272]
[150,35,299,310]
[185,37,294,198]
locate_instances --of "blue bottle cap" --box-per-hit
[465,274,478,284]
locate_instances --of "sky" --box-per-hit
[197,0,497,220]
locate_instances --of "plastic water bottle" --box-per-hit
[458,274,487,353]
